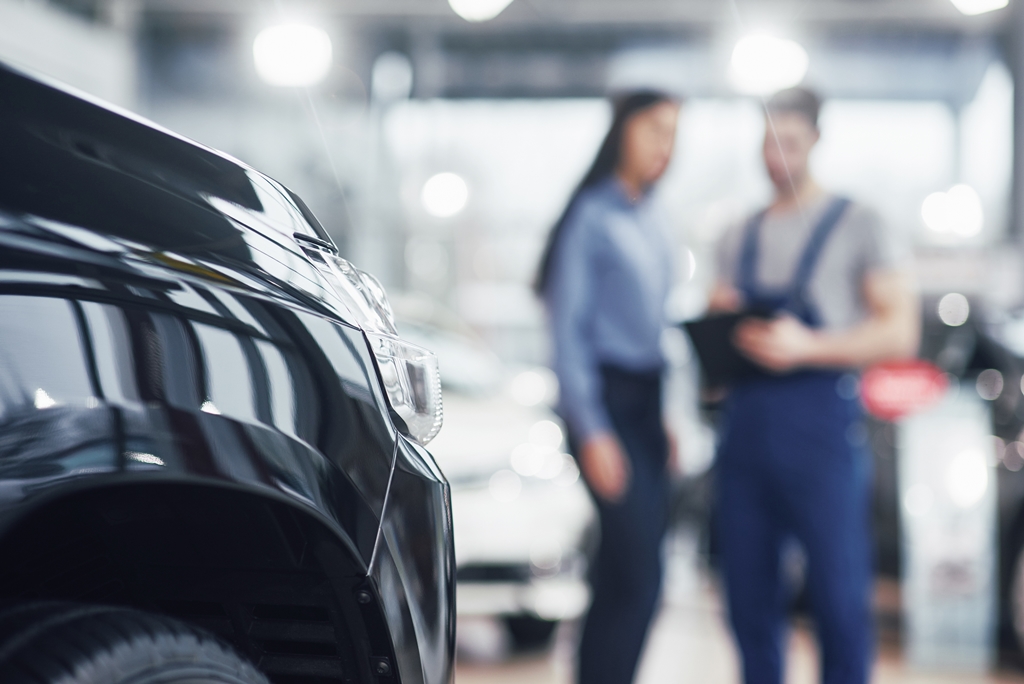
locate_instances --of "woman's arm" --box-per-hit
[545,208,631,501]
[545,208,611,442]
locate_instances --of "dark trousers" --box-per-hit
[716,371,873,684]
[575,365,669,684]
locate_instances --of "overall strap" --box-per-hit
[737,209,769,301]
[785,197,852,309]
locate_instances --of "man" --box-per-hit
[708,88,919,684]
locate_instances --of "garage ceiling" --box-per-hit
[133,0,1007,27]
[127,0,1014,101]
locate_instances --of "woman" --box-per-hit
[536,91,681,684]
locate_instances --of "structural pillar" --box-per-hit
[1010,0,1024,240]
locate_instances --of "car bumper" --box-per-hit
[371,438,456,684]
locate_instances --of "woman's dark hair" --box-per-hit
[534,89,677,295]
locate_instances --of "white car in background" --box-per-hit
[393,295,595,651]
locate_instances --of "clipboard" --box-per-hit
[682,312,770,385]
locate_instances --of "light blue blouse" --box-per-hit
[543,176,673,442]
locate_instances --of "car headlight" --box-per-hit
[368,334,444,446]
[322,254,398,336]
[310,253,444,446]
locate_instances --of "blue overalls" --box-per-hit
[716,198,873,684]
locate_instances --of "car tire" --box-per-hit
[504,615,558,651]
[0,602,269,684]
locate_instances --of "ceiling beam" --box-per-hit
[137,0,1006,32]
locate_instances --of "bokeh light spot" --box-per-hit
[371,51,413,101]
[422,173,469,218]
[950,0,1008,16]
[937,293,970,327]
[253,23,333,87]
[1004,442,1024,472]
[529,420,564,449]
[510,368,556,407]
[921,184,983,237]
[448,0,514,22]
[729,34,809,95]
[945,449,989,509]
[510,443,545,477]
[976,368,1004,401]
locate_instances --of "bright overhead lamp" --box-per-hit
[371,51,414,101]
[448,0,514,22]
[950,0,1009,16]
[921,184,984,237]
[253,23,333,87]
[729,33,809,95]
[421,173,469,218]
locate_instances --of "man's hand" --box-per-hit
[729,271,918,371]
[708,283,742,313]
[580,432,631,503]
[734,314,820,373]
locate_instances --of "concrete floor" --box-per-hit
[455,531,1024,684]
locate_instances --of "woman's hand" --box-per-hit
[734,314,820,373]
[580,432,631,503]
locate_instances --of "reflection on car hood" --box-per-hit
[0,62,364,331]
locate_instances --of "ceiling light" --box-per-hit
[371,51,414,101]
[921,184,984,237]
[448,0,514,22]
[950,0,1009,16]
[421,173,469,218]
[729,33,809,95]
[253,23,333,87]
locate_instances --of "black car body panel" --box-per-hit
[374,439,455,684]
[0,62,454,684]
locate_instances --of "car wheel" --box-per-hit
[504,615,558,651]
[0,602,269,684]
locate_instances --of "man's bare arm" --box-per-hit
[733,270,919,372]
[805,269,919,367]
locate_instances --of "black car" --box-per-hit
[0,62,453,684]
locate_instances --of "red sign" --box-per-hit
[860,360,948,421]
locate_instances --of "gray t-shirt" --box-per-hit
[716,195,909,331]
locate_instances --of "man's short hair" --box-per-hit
[765,87,821,130]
